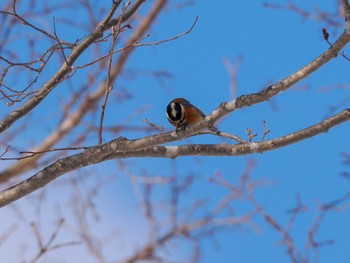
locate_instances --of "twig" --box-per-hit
[245,128,257,142]
[213,131,245,143]
[98,1,129,145]
[223,55,243,99]
[143,119,165,131]
[134,15,199,46]
[261,120,270,141]
[322,27,350,62]
[53,17,70,69]
[29,219,81,263]
[264,2,343,28]
[0,0,123,133]
[0,146,11,158]
[74,16,199,70]
[249,194,302,262]
[0,0,167,182]
[11,0,57,42]
[0,146,89,161]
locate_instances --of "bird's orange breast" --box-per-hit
[183,105,204,124]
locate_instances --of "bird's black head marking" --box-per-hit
[166,102,183,122]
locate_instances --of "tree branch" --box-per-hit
[342,0,350,31]
[1,0,350,209]
[0,0,167,181]
[192,30,350,134]
[0,109,349,207]
[102,109,350,159]
[111,19,349,140]
[0,0,137,134]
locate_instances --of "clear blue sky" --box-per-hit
[1,1,350,262]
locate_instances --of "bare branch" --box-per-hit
[98,1,132,145]
[0,146,89,161]
[342,0,350,31]
[264,2,343,28]
[53,17,69,68]
[223,56,243,99]
[198,30,350,134]
[0,0,167,181]
[0,109,349,207]
[143,119,165,131]
[0,0,134,133]
[29,219,80,263]
[261,120,271,141]
[10,0,58,42]
[74,13,198,71]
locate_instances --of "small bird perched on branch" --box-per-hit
[166,98,217,132]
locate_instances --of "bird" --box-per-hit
[165,98,217,131]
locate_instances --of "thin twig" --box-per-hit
[322,27,350,62]
[74,16,199,70]
[98,2,129,145]
[143,119,165,131]
[29,219,81,263]
[53,17,70,69]
[0,0,167,182]
[0,146,89,161]
[0,0,123,133]
[245,128,257,142]
[11,0,58,41]
[261,120,271,141]
[213,131,245,143]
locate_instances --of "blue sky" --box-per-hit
[1,0,350,262]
